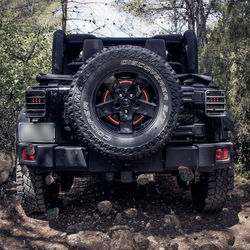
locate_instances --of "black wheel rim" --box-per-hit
[94,70,159,134]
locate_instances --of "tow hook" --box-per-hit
[178,166,194,182]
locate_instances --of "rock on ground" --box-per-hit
[0,152,14,184]
[109,225,149,250]
[198,242,220,250]
[109,225,130,234]
[114,212,123,224]
[133,233,149,250]
[163,214,182,232]
[47,207,59,220]
[67,231,110,250]
[124,208,138,219]
[0,175,249,249]
[110,227,134,250]
[165,243,179,250]
[97,200,112,215]
[66,222,84,234]
[227,235,235,246]
[147,236,159,249]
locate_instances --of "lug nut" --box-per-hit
[124,110,128,114]
[129,93,134,98]
[119,93,123,98]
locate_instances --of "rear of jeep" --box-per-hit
[16,30,234,214]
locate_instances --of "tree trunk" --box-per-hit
[196,0,206,48]
[173,1,178,33]
[185,0,208,48]
[185,0,195,31]
[61,0,67,33]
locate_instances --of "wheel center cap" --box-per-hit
[122,99,131,107]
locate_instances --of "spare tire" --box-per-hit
[67,45,181,159]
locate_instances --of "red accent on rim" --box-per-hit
[102,84,149,126]
[132,115,144,125]
[108,115,120,125]
[142,90,148,102]
[103,90,110,103]
[119,80,132,84]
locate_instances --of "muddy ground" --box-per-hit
[0,174,249,249]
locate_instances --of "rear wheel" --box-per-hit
[191,167,234,212]
[16,162,59,213]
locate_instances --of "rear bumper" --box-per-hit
[17,142,233,173]
[165,142,233,171]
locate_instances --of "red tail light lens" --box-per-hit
[22,149,36,161]
[216,148,229,160]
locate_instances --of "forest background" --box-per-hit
[0,0,248,177]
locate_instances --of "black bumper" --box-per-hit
[18,142,233,173]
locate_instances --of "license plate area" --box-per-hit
[18,123,55,143]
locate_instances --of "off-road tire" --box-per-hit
[16,163,59,213]
[191,167,234,212]
[67,45,181,160]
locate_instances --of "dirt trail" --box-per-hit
[0,175,249,249]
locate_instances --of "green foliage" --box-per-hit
[0,1,60,153]
[200,0,250,175]
[115,0,221,46]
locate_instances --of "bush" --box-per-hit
[200,0,250,175]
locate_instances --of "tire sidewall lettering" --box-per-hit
[120,60,169,102]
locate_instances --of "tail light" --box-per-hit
[26,90,46,117]
[216,148,229,160]
[205,90,226,117]
[22,149,36,161]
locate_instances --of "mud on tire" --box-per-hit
[191,167,234,212]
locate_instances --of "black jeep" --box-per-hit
[16,30,234,213]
